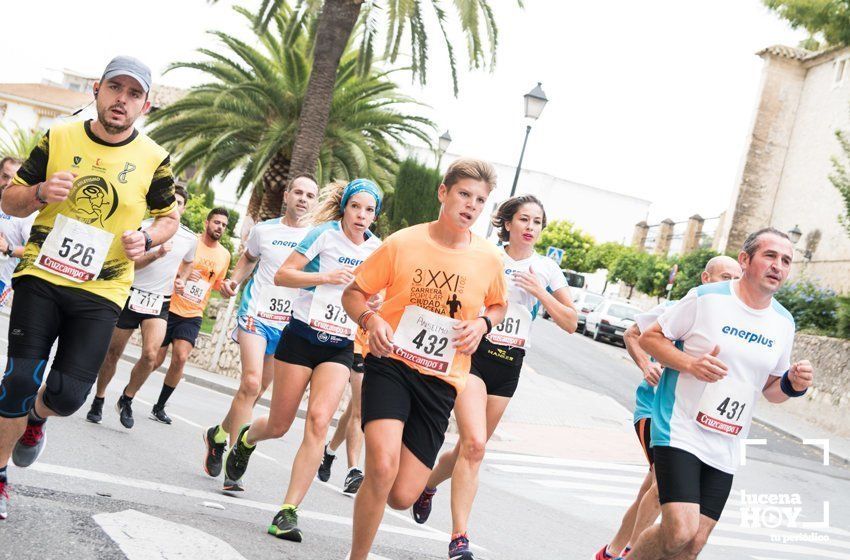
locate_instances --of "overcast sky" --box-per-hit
[2,1,806,224]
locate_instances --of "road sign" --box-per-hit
[546,246,565,264]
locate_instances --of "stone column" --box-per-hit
[632,221,649,252]
[655,219,675,256]
[681,214,705,254]
[719,49,808,252]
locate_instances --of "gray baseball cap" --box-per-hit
[101,55,151,92]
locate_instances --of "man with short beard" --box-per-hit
[0,56,179,520]
[110,207,231,427]
[622,228,814,560]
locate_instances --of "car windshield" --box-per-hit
[584,294,603,308]
[608,304,639,321]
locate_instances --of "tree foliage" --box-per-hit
[637,253,673,299]
[670,248,721,299]
[764,0,850,47]
[587,241,628,272]
[217,0,512,95]
[829,128,850,238]
[534,220,596,272]
[0,123,42,160]
[387,158,442,233]
[147,5,433,211]
[608,249,644,298]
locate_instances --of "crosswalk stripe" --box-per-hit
[32,462,440,542]
[719,508,850,540]
[489,463,646,485]
[95,509,247,559]
[531,479,637,495]
[576,496,634,507]
[707,534,850,559]
[485,451,647,473]
[712,521,850,551]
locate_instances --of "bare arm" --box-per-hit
[134,241,173,271]
[512,272,577,333]
[541,287,578,333]
[275,251,354,289]
[762,360,813,403]
[220,250,259,297]
[624,323,662,386]
[342,281,394,357]
[639,322,728,383]
[2,171,74,217]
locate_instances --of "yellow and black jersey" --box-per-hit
[12,120,176,307]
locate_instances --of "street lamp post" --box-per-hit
[436,130,452,168]
[509,82,549,198]
[787,224,813,261]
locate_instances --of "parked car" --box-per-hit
[583,300,642,345]
[554,289,604,333]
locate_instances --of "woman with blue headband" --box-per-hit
[223,178,383,543]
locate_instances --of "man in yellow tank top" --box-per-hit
[0,56,179,521]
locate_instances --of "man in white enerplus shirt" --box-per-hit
[85,185,197,427]
[0,157,34,305]
[202,175,318,482]
[622,228,814,560]
[596,256,742,560]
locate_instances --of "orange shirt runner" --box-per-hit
[169,237,231,318]
[354,223,507,393]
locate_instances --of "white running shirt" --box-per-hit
[652,280,795,474]
[132,219,198,297]
[238,218,310,328]
[485,247,568,349]
[290,221,381,328]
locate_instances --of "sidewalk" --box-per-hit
[121,340,850,466]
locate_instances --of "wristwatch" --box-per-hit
[142,230,153,252]
[4,245,13,257]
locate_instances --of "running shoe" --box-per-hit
[149,406,172,425]
[594,545,616,560]
[448,533,474,560]
[342,468,364,494]
[12,422,46,468]
[317,444,335,482]
[0,479,8,520]
[116,396,134,429]
[222,476,244,492]
[203,425,227,477]
[86,398,104,424]
[622,546,632,557]
[412,487,436,524]
[268,506,302,542]
[224,424,255,483]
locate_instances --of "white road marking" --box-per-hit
[576,496,633,507]
[708,535,850,559]
[485,451,647,473]
[531,479,637,495]
[489,463,645,485]
[33,462,441,542]
[94,509,247,559]
[713,521,850,551]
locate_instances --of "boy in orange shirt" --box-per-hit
[342,159,507,560]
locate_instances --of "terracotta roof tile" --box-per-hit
[0,83,92,110]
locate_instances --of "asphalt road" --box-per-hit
[1,313,849,559]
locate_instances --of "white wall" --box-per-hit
[412,148,651,244]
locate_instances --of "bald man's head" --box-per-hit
[701,255,742,285]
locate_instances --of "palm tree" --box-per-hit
[147,5,433,220]
[214,0,511,213]
[0,123,43,160]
